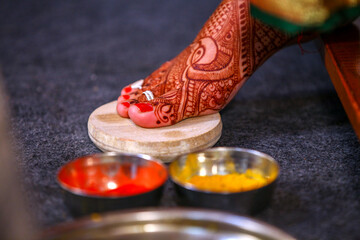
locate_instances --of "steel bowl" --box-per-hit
[57,152,168,216]
[169,147,279,214]
[41,208,295,240]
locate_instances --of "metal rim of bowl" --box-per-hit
[169,147,280,195]
[41,207,296,240]
[57,152,168,199]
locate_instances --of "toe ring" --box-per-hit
[142,90,154,101]
[131,79,144,89]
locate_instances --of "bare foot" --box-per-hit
[117,0,292,128]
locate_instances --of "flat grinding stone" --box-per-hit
[88,101,222,162]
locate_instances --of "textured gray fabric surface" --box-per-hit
[0,1,359,239]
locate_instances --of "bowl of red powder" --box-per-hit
[57,152,168,216]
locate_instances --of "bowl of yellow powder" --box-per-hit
[169,147,279,214]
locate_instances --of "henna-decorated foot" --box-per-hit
[117,0,293,128]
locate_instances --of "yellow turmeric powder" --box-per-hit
[186,170,271,193]
[170,153,278,193]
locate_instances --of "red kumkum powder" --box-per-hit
[58,158,167,197]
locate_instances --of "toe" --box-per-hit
[128,103,172,128]
[118,94,131,102]
[117,101,131,118]
[120,86,132,95]
[120,79,144,95]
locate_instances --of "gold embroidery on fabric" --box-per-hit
[251,0,360,25]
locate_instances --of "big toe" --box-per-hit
[128,103,172,128]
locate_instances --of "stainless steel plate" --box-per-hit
[42,208,295,240]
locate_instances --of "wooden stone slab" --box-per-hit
[88,101,222,162]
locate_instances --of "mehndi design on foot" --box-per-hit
[117,0,292,128]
